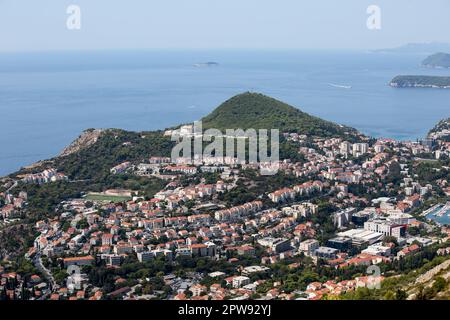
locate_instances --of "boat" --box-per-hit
[329,83,352,89]
[435,202,450,217]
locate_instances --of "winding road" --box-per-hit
[33,252,57,293]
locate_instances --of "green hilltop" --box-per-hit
[201,92,358,137]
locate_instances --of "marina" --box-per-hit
[425,202,450,225]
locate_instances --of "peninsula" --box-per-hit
[389,75,450,89]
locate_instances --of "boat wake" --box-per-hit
[329,83,352,89]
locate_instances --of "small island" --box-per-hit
[422,52,450,68]
[389,75,450,89]
[193,62,219,68]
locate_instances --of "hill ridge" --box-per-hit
[201,92,358,138]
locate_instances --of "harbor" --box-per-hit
[425,202,450,225]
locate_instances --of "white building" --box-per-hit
[361,243,391,256]
[333,207,356,228]
[232,276,251,288]
[299,239,320,256]
[364,218,405,238]
[352,143,369,157]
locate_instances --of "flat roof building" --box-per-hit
[327,237,352,252]
[314,246,339,259]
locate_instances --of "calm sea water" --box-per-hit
[1,50,449,176]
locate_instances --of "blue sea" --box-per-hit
[1,50,450,176]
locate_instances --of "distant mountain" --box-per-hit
[201,92,358,137]
[374,42,450,54]
[389,75,450,89]
[422,52,450,68]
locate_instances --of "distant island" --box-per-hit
[193,62,219,68]
[389,75,450,89]
[422,52,450,68]
[373,42,450,54]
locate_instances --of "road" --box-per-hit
[5,180,18,193]
[33,252,57,293]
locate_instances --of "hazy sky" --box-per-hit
[1,0,449,52]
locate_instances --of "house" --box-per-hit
[268,188,296,203]
[165,166,197,175]
[299,239,320,256]
[137,251,154,263]
[314,247,339,259]
[232,276,251,288]
[110,162,131,174]
[107,255,122,266]
[114,244,133,255]
[237,245,256,256]
[404,195,421,208]
[257,237,291,253]
[189,284,207,297]
[306,282,322,291]
[397,244,420,258]
[102,233,114,246]
[63,256,95,268]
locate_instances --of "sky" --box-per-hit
[0,0,449,52]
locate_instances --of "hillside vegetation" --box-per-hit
[13,129,174,181]
[11,93,362,182]
[429,118,450,135]
[201,92,358,138]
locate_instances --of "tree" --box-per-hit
[383,290,395,300]
[387,161,402,183]
[76,218,89,229]
[395,289,407,300]
[432,277,447,293]
[54,270,68,286]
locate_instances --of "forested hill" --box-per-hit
[13,129,175,181]
[429,118,450,134]
[11,92,363,181]
[428,118,450,141]
[201,92,359,138]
